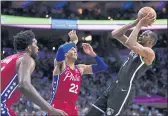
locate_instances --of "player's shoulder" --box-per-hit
[144,47,154,53]
[2,54,16,60]
[76,64,85,73]
[1,53,19,63]
[19,54,35,65]
[144,47,155,57]
[1,55,12,62]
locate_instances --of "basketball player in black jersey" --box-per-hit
[85,13,157,116]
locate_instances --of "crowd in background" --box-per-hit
[1,29,168,115]
[1,1,168,116]
[1,1,168,20]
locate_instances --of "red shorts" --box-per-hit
[51,99,79,116]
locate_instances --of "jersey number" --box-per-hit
[69,83,78,94]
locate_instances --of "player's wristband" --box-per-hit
[56,42,75,61]
[92,56,108,73]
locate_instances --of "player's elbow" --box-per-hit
[103,63,108,71]
[111,31,117,38]
[56,47,64,61]
[111,31,121,38]
[58,45,64,53]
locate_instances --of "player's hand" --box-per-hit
[82,43,97,57]
[68,30,78,42]
[138,13,155,27]
[51,108,68,116]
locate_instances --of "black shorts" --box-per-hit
[85,81,136,116]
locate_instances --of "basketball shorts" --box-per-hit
[85,81,136,116]
[50,98,79,116]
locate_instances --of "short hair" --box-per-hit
[13,30,35,51]
[138,30,158,46]
[148,31,158,46]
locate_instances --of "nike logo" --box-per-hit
[121,89,128,92]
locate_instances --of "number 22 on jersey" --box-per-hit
[69,83,78,94]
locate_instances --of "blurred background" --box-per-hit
[1,1,168,116]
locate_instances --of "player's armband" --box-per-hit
[92,56,108,73]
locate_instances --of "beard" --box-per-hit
[30,47,38,59]
[30,52,37,59]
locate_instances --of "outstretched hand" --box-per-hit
[138,13,156,27]
[82,43,97,57]
[68,30,78,42]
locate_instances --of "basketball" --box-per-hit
[138,7,157,20]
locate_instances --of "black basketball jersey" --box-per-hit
[118,51,152,84]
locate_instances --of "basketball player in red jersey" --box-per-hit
[1,30,67,116]
[48,30,108,116]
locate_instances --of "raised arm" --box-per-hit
[17,55,67,116]
[78,43,108,74]
[125,13,155,47]
[68,30,78,44]
[112,13,155,65]
[53,30,78,75]
[126,13,155,65]
[111,20,138,48]
[111,13,154,49]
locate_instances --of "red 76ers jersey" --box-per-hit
[1,53,25,116]
[50,65,82,103]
